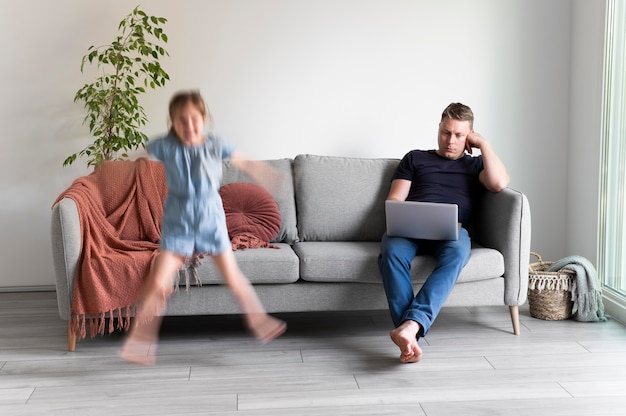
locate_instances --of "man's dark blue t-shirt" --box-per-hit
[393,150,484,227]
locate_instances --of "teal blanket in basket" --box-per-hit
[548,256,606,322]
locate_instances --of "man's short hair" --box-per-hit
[441,103,474,129]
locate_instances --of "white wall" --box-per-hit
[0,0,599,289]
[567,0,605,263]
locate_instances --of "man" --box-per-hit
[378,102,509,363]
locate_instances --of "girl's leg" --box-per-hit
[211,250,286,343]
[135,251,184,319]
[119,250,183,365]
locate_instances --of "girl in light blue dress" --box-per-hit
[120,91,286,365]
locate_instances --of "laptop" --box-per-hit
[385,200,460,240]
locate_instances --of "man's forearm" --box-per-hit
[478,141,510,192]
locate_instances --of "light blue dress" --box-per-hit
[147,132,235,257]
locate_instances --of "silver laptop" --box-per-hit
[385,200,460,240]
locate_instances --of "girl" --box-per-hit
[119,90,286,365]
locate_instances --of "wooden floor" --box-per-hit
[1,291,626,416]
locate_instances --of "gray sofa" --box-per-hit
[51,154,531,351]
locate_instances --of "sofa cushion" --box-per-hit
[294,241,382,283]
[293,154,399,242]
[219,182,281,248]
[222,158,298,243]
[189,244,300,285]
[294,242,504,284]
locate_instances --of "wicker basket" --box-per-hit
[528,251,575,320]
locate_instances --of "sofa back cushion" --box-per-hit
[294,154,399,241]
[222,158,298,243]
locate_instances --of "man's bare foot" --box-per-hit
[247,314,287,344]
[118,334,158,366]
[390,320,423,363]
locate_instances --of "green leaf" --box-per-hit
[63,154,77,166]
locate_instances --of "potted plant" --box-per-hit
[64,5,170,168]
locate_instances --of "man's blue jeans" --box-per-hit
[378,228,471,336]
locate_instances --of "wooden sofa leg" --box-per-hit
[509,305,521,335]
[68,322,77,352]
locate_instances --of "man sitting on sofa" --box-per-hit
[378,102,510,363]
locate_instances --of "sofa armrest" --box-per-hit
[474,188,531,306]
[51,197,81,321]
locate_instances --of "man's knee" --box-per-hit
[381,236,415,257]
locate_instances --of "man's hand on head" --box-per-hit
[465,131,486,155]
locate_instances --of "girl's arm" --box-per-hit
[229,151,284,192]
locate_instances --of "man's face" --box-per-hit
[436,117,471,160]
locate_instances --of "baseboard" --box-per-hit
[0,285,56,293]
[603,288,626,325]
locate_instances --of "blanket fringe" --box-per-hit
[69,306,136,339]
[231,233,280,250]
[175,254,204,292]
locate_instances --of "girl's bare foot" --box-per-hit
[247,314,287,344]
[390,320,423,363]
[119,313,163,366]
[118,333,158,366]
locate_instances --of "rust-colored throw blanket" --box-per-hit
[54,159,167,339]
